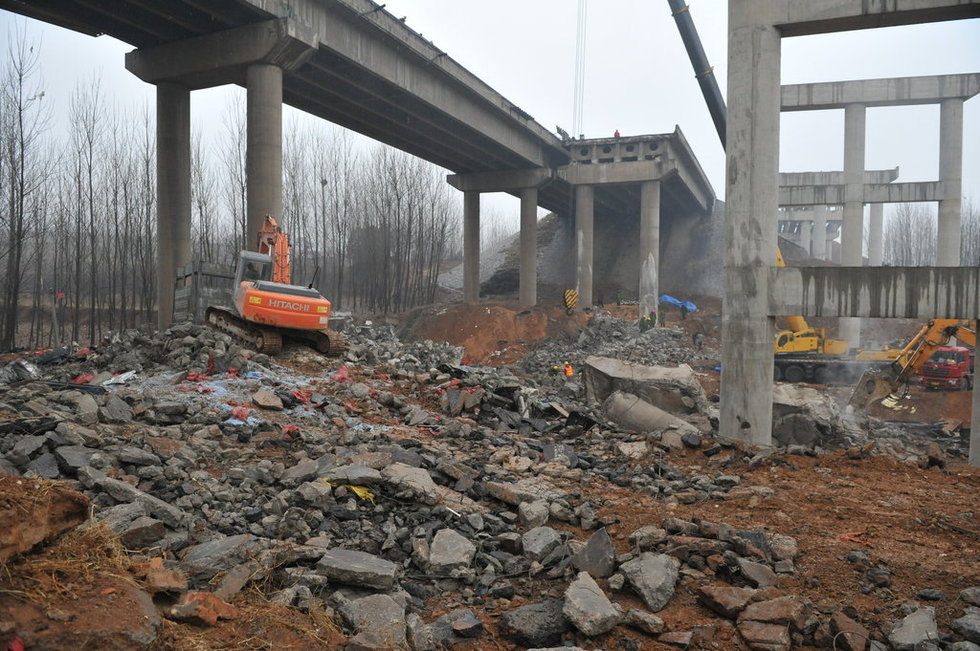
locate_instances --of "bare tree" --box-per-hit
[882,203,936,266]
[961,196,979,267]
[0,31,50,350]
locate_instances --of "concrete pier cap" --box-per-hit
[125,18,319,89]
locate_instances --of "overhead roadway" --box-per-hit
[0,0,715,220]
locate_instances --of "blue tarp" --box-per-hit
[658,295,698,312]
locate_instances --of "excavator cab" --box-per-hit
[236,251,273,284]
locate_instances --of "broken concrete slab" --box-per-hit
[316,548,398,590]
[603,391,699,435]
[584,355,710,416]
[620,552,680,612]
[563,571,621,636]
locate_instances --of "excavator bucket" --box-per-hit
[847,369,897,410]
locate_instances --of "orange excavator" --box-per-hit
[206,216,346,355]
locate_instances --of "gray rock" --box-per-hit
[916,589,945,601]
[518,500,550,528]
[26,452,60,478]
[522,526,562,562]
[296,480,333,507]
[382,462,437,504]
[8,434,45,466]
[499,599,570,648]
[115,446,161,466]
[625,609,665,635]
[737,621,790,651]
[430,609,483,646]
[563,572,621,636]
[118,516,167,548]
[316,548,397,590]
[336,593,406,649]
[428,528,476,573]
[571,527,615,579]
[97,476,186,527]
[949,642,980,651]
[180,534,264,581]
[252,389,283,410]
[406,613,436,651]
[0,456,18,475]
[737,557,778,588]
[324,464,381,486]
[279,459,320,486]
[620,553,680,612]
[100,394,133,423]
[888,607,940,651]
[963,588,980,607]
[68,392,99,426]
[952,608,980,644]
[54,445,99,473]
[98,502,149,533]
[629,525,669,551]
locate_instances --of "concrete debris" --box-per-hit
[0,316,968,649]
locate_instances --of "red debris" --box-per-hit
[73,374,95,385]
[185,372,209,382]
[290,390,312,406]
[281,424,301,439]
[331,366,351,382]
[230,406,251,421]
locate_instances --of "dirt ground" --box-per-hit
[2,301,977,650]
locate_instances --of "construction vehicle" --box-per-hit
[206,216,346,356]
[919,345,975,390]
[849,320,976,408]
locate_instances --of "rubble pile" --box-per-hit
[1,320,977,650]
[519,314,715,376]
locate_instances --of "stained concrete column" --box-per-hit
[575,185,594,309]
[799,219,812,257]
[519,187,538,307]
[246,63,283,250]
[720,8,780,447]
[638,180,661,318]
[463,191,480,304]
[938,97,964,266]
[869,203,884,266]
[812,206,828,260]
[841,103,866,348]
[156,81,191,329]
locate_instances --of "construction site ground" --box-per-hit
[1,300,977,650]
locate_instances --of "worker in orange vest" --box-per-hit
[563,362,574,377]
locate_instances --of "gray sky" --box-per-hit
[2,2,979,224]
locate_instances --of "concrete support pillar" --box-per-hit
[519,187,538,307]
[463,191,480,304]
[799,220,811,257]
[720,9,780,447]
[841,103,866,348]
[638,180,661,319]
[869,203,884,266]
[575,185,594,309]
[246,63,283,250]
[812,206,828,260]
[938,98,964,266]
[156,82,191,329]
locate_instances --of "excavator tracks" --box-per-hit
[205,306,346,357]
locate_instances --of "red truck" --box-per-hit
[919,346,975,390]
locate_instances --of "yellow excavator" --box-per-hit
[849,320,977,408]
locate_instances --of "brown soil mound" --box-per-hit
[0,475,89,562]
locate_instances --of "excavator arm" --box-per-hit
[849,319,977,408]
[257,215,291,285]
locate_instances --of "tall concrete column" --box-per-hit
[638,180,661,318]
[575,185,594,309]
[720,8,780,447]
[519,187,538,307]
[812,206,828,260]
[868,203,884,266]
[463,191,480,304]
[937,97,963,266]
[841,103,866,348]
[246,63,283,250]
[156,81,191,329]
[799,219,811,257]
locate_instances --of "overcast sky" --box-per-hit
[2,2,979,225]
